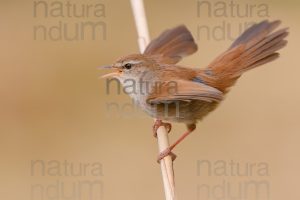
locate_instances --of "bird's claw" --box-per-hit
[157,147,177,163]
[153,120,172,137]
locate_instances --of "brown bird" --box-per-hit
[101,20,288,161]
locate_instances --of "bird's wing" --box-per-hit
[143,25,198,64]
[146,79,223,104]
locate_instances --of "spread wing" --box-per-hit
[143,25,198,64]
[146,80,223,104]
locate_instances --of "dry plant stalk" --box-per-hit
[130,0,176,199]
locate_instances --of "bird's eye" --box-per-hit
[124,63,132,70]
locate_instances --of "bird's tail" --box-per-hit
[203,20,288,93]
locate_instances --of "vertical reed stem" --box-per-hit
[130,0,176,199]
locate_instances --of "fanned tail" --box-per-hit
[204,20,288,92]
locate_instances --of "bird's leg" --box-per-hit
[152,119,172,138]
[157,124,196,163]
[152,119,176,161]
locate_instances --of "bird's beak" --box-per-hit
[98,65,122,78]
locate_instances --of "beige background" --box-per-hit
[0,0,299,199]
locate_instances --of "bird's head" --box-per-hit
[100,54,159,82]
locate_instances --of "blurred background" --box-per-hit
[0,0,299,199]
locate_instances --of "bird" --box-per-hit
[101,20,288,162]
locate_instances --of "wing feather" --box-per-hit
[146,80,223,104]
[144,25,198,64]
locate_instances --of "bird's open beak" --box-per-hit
[98,65,122,78]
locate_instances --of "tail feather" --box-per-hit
[246,28,288,55]
[204,20,288,92]
[247,41,287,66]
[247,53,280,70]
[230,20,281,49]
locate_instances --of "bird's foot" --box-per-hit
[152,120,172,138]
[157,147,177,163]
[156,123,196,163]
